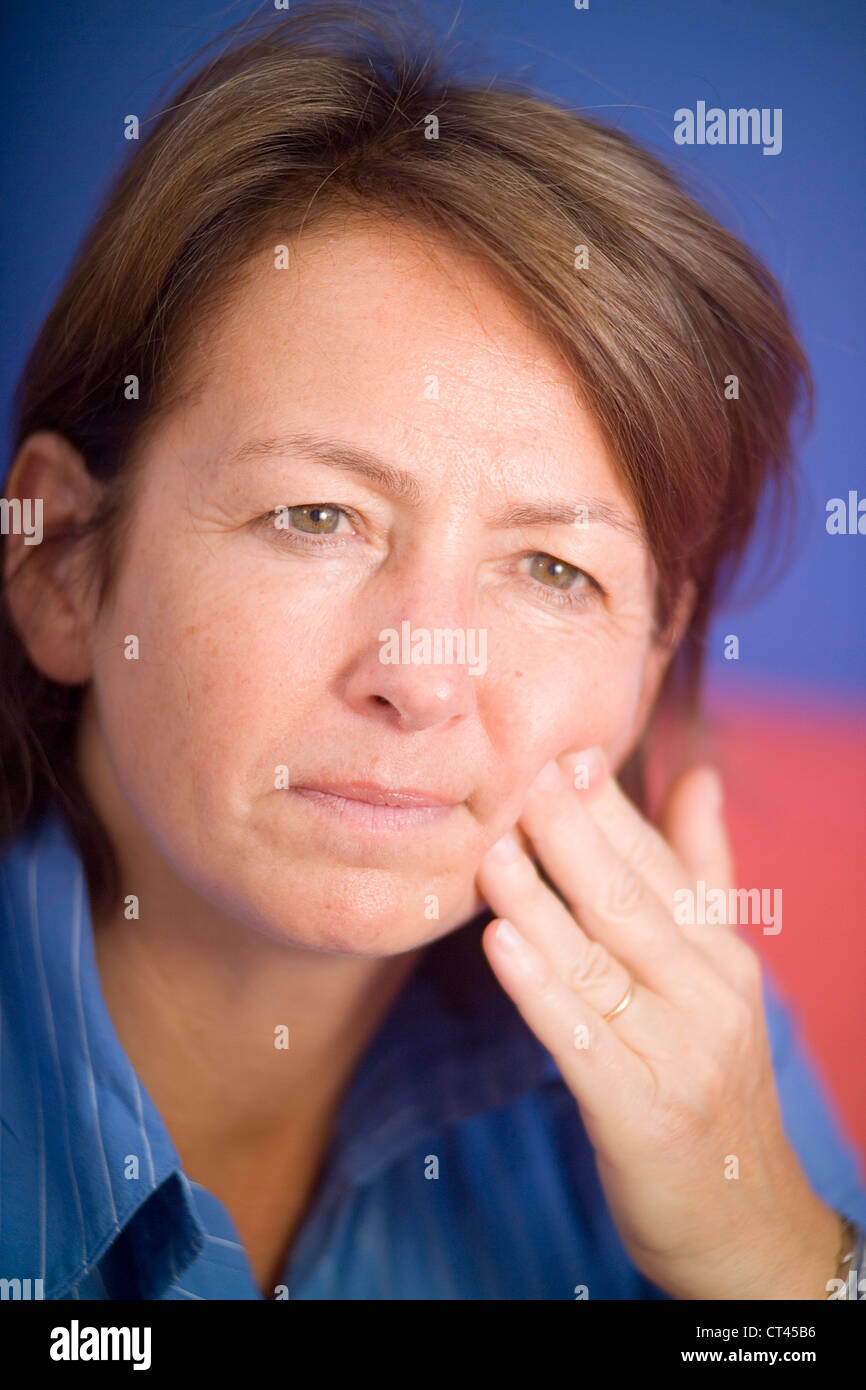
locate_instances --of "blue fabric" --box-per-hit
[1,808,865,1300]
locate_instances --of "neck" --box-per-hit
[91,884,422,1160]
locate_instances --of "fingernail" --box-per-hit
[487,829,521,862]
[530,758,564,792]
[495,918,524,950]
[493,919,539,978]
[568,745,607,792]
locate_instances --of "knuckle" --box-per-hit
[718,993,755,1045]
[649,1087,707,1156]
[598,866,644,922]
[624,827,666,878]
[646,1006,757,1156]
[566,940,613,992]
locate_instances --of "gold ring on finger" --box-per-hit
[603,978,634,1023]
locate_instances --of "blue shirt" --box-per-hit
[1,808,865,1300]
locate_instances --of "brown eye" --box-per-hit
[286,504,344,534]
[524,553,587,590]
[514,552,602,611]
[260,503,358,551]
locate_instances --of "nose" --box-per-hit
[340,587,483,733]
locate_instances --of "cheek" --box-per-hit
[487,629,651,797]
[88,533,333,826]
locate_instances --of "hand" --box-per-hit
[475,747,842,1300]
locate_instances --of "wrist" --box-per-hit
[758,1198,846,1300]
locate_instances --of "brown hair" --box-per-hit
[1,0,810,912]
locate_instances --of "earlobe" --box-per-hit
[3,430,104,685]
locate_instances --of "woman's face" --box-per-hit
[78,213,672,954]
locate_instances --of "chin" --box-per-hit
[225,860,482,957]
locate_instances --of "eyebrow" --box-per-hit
[225,431,644,538]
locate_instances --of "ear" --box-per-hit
[3,430,105,684]
[603,579,697,771]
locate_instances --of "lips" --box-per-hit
[288,780,461,835]
[292,781,460,808]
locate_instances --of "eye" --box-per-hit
[259,504,357,547]
[517,552,603,609]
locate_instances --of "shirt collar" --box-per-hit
[328,906,560,1188]
[1,807,557,1294]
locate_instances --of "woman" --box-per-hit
[1,2,864,1300]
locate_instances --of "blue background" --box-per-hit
[2,0,863,696]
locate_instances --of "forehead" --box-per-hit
[162,212,641,523]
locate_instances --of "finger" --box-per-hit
[517,756,729,1011]
[660,764,767,982]
[659,764,734,890]
[582,755,742,964]
[481,915,650,1130]
[571,747,694,914]
[477,828,635,1022]
[478,832,686,1059]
